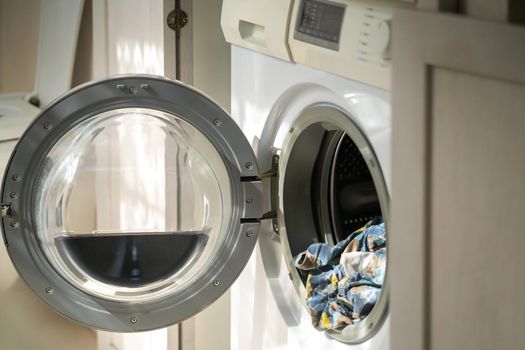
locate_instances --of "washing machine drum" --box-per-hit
[0,76,261,331]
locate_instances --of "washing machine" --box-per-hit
[222,0,407,348]
[1,0,403,346]
[229,49,390,349]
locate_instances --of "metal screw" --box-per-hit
[246,197,253,204]
[43,122,51,130]
[130,316,138,324]
[9,192,17,199]
[213,119,222,126]
[45,287,54,294]
[213,280,220,287]
[10,220,18,228]
[12,174,21,182]
[245,162,253,170]
[129,87,137,94]
[246,231,253,237]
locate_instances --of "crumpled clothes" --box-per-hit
[293,217,386,331]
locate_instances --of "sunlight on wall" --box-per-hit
[107,0,165,76]
[115,40,164,75]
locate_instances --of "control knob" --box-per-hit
[364,18,391,60]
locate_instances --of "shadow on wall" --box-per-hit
[0,279,96,350]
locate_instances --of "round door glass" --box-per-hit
[32,107,232,302]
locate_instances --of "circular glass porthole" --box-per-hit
[277,105,389,343]
[33,108,232,302]
[1,76,261,331]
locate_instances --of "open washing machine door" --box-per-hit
[0,75,263,332]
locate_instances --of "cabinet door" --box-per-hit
[391,10,525,350]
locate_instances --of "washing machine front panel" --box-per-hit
[231,46,391,350]
[0,75,262,331]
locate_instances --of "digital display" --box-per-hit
[296,0,345,46]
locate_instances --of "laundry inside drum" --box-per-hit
[282,119,388,338]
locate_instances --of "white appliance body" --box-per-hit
[230,45,391,350]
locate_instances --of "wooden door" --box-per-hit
[390,10,525,350]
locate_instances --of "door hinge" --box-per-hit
[260,154,280,234]
[167,8,188,32]
[1,203,12,218]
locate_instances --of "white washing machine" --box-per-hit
[229,46,390,350]
[222,0,406,348]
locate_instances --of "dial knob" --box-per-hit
[365,19,391,60]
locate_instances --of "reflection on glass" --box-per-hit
[33,108,232,302]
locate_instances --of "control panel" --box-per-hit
[289,0,410,90]
[357,7,392,62]
[294,0,346,51]
[221,0,412,89]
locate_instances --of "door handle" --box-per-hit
[239,20,266,48]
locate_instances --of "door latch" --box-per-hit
[167,8,188,32]
[0,203,12,218]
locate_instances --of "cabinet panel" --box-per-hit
[431,68,525,350]
[391,9,525,350]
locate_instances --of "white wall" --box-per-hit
[192,0,231,112]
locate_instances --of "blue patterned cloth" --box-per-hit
[293,218,386,330]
